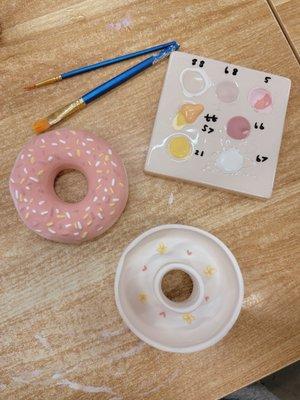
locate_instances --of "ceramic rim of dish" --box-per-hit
[114,224,244,353]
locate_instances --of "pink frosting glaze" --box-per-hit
[9,128,128,243]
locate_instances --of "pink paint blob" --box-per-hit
[226,116,251,140]
[248,88,272,112]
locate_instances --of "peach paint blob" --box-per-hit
[248,88,272,112]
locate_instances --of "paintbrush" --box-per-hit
[25,41,177,90]
[32,42,179,134]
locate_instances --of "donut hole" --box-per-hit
[161,269,194,302]
[54,169,88,203]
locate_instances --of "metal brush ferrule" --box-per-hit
[35,75,62,88]
[48,98,86,125]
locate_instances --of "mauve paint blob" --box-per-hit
[227,116,251,140]
[216,81,239,103]
[248,88,272,112]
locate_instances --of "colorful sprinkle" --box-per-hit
[157,243,167,255]
[138,292,147,303]
[182,313,196,324]
[203,265,216,277]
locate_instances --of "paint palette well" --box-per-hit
[145,52,291,198]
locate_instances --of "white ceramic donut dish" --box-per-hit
[115,224,244,353]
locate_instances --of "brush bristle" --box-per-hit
[32,118,50,134]
[24,84,36,91]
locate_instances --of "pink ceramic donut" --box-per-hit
[9,128,128,243]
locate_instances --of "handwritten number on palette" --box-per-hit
[256,155,268,162]
[204,114,218,122]
[225,66,238,75]
[202,124,214,133]
[264,76,271,83]
[254,122,265,130]
[192,58,205,67]
[194,150,204,156]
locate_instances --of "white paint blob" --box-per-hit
[0,383,6,391]
[52,373,119,396]
[34,333,52,351]
[108,341,146,363]
[180,68,210,97]
[216,148,244,173]
[168,192,174,205]
[100,326,128,339]
[12,370,42,384]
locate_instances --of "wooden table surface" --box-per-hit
[271,0,300,57]
[0,1,299,399]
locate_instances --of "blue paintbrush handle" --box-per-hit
[82,42,179,104]
[61,41,178,80]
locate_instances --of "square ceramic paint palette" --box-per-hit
[145,52,291,198]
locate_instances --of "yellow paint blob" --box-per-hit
[172,112,186,130]
[168,135,192,159]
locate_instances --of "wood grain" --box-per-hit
[270,0,300,56]
[0,1,299,399]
